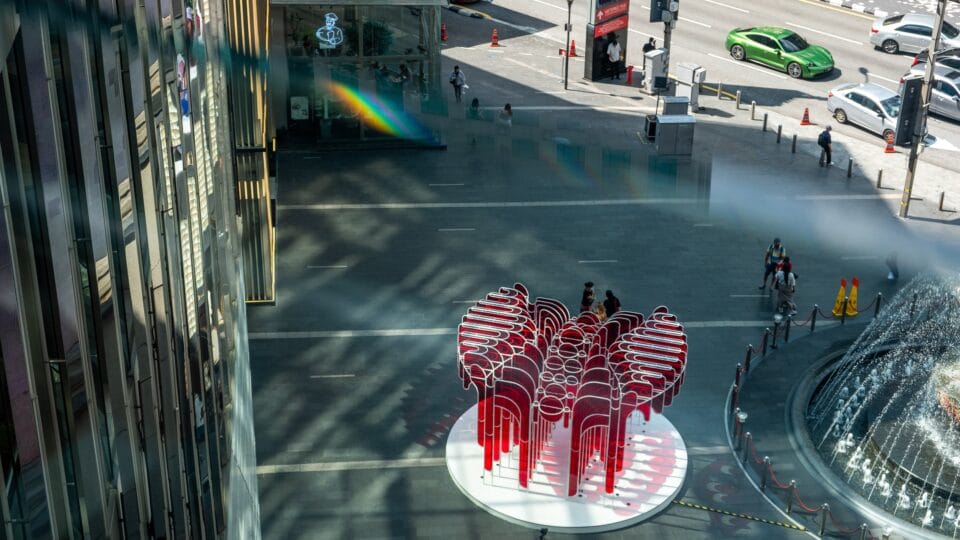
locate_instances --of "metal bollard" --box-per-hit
[841,297,849,325]
[819,503,830,535]
[763,113,768,132]
[742,432,752,464]
[771,321,779,349]
[791,134,797,153]
[875,292,883,317]
[761,328,770,355]
[735,362,742,386]
[750,100,756,120]
[811,304,818,333]
[731,384,739,411]
[940,191,947,211]
[760,456,770,490]
[859,523,869,540]
[847,157,853,178]
[876,168,883,188]
[736,89,742,109]
[786,480,797,513]
[777,124,782,143]
[784,315,792,343]
[718,82,724,98]
[743,346,753,374]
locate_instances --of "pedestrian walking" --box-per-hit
[449,65,466,103]
[580,281,595,313]
[606,34,622,79]
[758,238,786,290]
[642,37,656,54]
[603,290,621,317]
[818,126,833,166]
[775,265,798,315]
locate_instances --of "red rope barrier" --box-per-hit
[766,463,792,490]
[790,487,823,514]
[827,509,864,535]
[748,436,763,465]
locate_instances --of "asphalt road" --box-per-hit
[475,0,960,172]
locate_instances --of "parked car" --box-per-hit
[870,13,960,54]
[725,26,834,79]
[901,65,960,121]
[912,47,960,69]
[827,83,901,139]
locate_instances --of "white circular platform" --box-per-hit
[445,404,688,533]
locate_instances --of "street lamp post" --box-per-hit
[564,0,573,90]
[899,0,949,218]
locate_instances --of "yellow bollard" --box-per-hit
[831,278,848,318]
[846,277,859,317]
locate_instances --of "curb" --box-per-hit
[447,5,488,19]
[812,0,887,17]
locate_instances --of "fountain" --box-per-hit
[805,274,960,535]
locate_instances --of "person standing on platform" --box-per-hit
[606,34,622,79]
[449,65,466,103]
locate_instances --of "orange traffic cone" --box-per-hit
[800,107,811,125]
[441,23,448,42]
[569,40,578,57]
[884,132,896,153]
[491,28,500,47]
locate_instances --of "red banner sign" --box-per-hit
[593,14,628,38]
[595,0,629,23]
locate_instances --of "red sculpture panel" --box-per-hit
[457,283,689,497]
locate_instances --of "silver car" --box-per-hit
[869,13,960,54]
[827,83,901,139]
[902,65,960,121]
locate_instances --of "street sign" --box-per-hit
[595,0,629,22]
[593,15,628,37]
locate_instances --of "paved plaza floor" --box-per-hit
[249,15,959,539]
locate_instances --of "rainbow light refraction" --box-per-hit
[327,82,430,140]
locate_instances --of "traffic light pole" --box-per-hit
[899,0,947,218]
[564,0,573,89]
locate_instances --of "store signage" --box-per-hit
[316,12,344,49]
[593,14,628,37]
[595,0,629,23]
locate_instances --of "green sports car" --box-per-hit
[725,27,834,79]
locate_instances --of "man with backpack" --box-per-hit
[759,238,786,290]
[818,126,833,166]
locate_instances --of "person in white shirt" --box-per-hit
[775,263,798,316]
[606,35,622,79]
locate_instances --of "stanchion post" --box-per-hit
[841,297,849,325]
[743,346,753,374]
[736,89,741,109]
[786,480,796,514]
[859,523,868,540]
[761,328,770,355]
[763,113,768,132]
[847,157,853,178]
[777,124,782,143]
[735,362,742,386]
[875,292,883,317]
[742,432,751,464]
[811,304,818,333]
[784,315,792,343]
[940,191,946,211]
[760,456,770,490]
[876,169,883,189]
[819,503,830,535]
[751,101,756,120]
[791,134,797,153]
[771,321,779,349]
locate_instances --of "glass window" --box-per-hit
[845,92,866,106]
[880,96,902,117]
[937,80,958,97]
[747,34,777,49]
[883,14,905,25]
[900,25,932,37]
[286,6,358,58]
[780,32,809,52]
[942,22,959,39]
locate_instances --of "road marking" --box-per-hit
[530,0,566,11]
[797,0,874,19]
[578,259,618,264]
[637,4,712,27]
[629,28,659,39]
[784,21,864,45]
[693,223,714,227]
[841,255,880,260]
[438,227,475,231]
[310,374,356,379]
[281,197,700,211]
[306,265,349,269]
[257,457,447,475]
[704,0,749,12]
[729,294,768,298]
[706,53,789,80]
[429,183,465,186]
[864,71,899,84]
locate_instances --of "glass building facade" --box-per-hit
[269,0,445,144]
[0,0,263,538]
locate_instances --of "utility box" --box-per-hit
[675,63,706,111]
[654,114,695,155]
[643,114,658,141]
[662,96,689,115]
[643,48,668,93]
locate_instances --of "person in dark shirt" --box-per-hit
[603,290,621,316]
[580,282,595,313]
[643,38,656,54]
[818,126,833,166]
